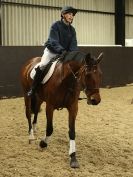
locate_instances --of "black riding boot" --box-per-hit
[27,66,44,97]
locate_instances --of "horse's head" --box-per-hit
[81,52,103,105]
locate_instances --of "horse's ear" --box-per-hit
[97,52,103,64]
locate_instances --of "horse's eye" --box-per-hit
[93,65,97,73]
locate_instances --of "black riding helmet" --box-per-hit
[61,6,77,17]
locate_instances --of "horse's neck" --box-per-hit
[77,66,85,89]
[56,61,81,83]
[65,61,82,74]
[62,62,81,92]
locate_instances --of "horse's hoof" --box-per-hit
[70,153,79,168]
[70,159,80,168]
[39,140,47,148]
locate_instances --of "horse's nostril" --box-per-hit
[90,99,101,105]
[90,95,101,105]
[91,99,98,105]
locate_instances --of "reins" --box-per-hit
[68,63,79,80]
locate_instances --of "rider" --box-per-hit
[27,6,78,97]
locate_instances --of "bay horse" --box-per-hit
[20,51,103,168]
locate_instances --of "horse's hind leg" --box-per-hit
[32,99,42,133]
[24,96,35,143]
[39,104,54,148]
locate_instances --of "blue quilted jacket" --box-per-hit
[44,20,78,54]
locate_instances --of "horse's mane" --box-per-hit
[63,51,86,63]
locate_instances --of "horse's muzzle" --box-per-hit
[87,94,101,105]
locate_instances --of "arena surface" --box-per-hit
[1,85,133,177]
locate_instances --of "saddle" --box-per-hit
[30,60,58,84]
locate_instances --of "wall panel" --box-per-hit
[125,0,133,40]
[75,13,114,45]
[126,17,133,39]
[1,0,115,46]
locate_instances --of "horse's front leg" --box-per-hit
[39,104,54,148]
[32,112,38,133]
[68,105,79,168]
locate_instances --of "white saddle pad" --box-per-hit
[30,61,58,84]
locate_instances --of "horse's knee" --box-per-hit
[69,130,75,140]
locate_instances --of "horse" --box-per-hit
[20,51,103,168]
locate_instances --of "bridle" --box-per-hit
[67,62,100,101]
[68,60,100,91]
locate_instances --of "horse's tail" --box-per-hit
[31,95,37,114]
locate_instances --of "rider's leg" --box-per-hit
[39,47,57,69]
[27,66,43,96]
[27,48,57,97]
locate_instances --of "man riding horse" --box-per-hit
[27,6,78,97]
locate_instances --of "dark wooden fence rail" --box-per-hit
[0,46,133,98]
